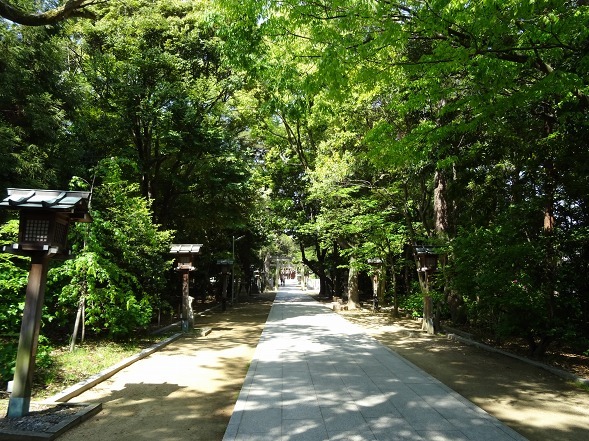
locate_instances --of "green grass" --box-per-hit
[3,333,175,398]
[1,332,179,416]
[572,380,589,392]
[35,342,143,398]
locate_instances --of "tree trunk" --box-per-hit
[543,157,557,324]
[378,271,386,306]
[539,112,557,358]
[402,184,434,333]
[389,259,399,318]
[347,256,359,310]
[299,240,331,297]
[69,300,83,352]
[434,168,463,327]
[422,294,434,335]
[434,169,449,233]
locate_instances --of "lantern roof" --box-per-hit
[414,245,437,255]
[170,244,203,255]
[0,188,91,221]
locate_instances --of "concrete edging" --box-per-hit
[0,403,102,441]
[47,302,224,403]
[46,333,184,403]
[445,332,589,386]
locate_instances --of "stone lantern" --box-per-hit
[170,244,202,332]
[3,189,91,256]
[414,246,439,275]
[0,188,91,417]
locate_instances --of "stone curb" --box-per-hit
[0,403,102,440]
[150,303,223,335]
[46,333,185,403]
[45,302,224,403]
[445,332,589,386]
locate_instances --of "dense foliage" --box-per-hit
[0,0,267,381]
[49,161,175,338]
[1,0,589,375]
[218,0,589,357]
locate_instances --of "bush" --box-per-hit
[48,162,174,339]
[450,212,572,357]
[0,340,17,389]
[400,290,423,318]
[0,336,53,390]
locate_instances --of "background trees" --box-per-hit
[0,0,267,348]
[220,0,589,356]
[1,0,589,363]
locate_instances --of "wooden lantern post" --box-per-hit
[367,258,383,311]
[170,244,202,332]
[252,269,261,294]
[0,188,91,418]
[414,246,439,335]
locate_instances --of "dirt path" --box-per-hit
[339,308,589,441]
[7,290,589,440]
[56,292,276,441]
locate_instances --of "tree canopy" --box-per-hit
[1,0,589,361]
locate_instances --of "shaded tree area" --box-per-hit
[0,19,82,191]
[0,0,268,360]
[219,0,589,358]
[1,0,589,366]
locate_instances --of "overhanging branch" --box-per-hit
[0,0,99,26]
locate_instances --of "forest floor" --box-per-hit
[1,290,589,441]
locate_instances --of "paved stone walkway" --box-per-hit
[223,285,528,441]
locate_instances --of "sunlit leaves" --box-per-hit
[51,160,174,338]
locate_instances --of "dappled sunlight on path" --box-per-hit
[341,306,589,441]
[223,287,527,441]
[56,294,275,441]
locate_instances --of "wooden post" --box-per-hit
[421,272,435,335]
[7,253,49,417]
[181,270,193,331]
[221,269,229,311]
[372,272,379,311]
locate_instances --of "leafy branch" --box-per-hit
[0,0,101,26]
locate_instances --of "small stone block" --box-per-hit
[194,327,212,337]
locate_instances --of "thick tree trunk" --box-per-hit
[434,168,464,327]
[347,256,359,310]
[434,169,449,233]
[299,241,331,297]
